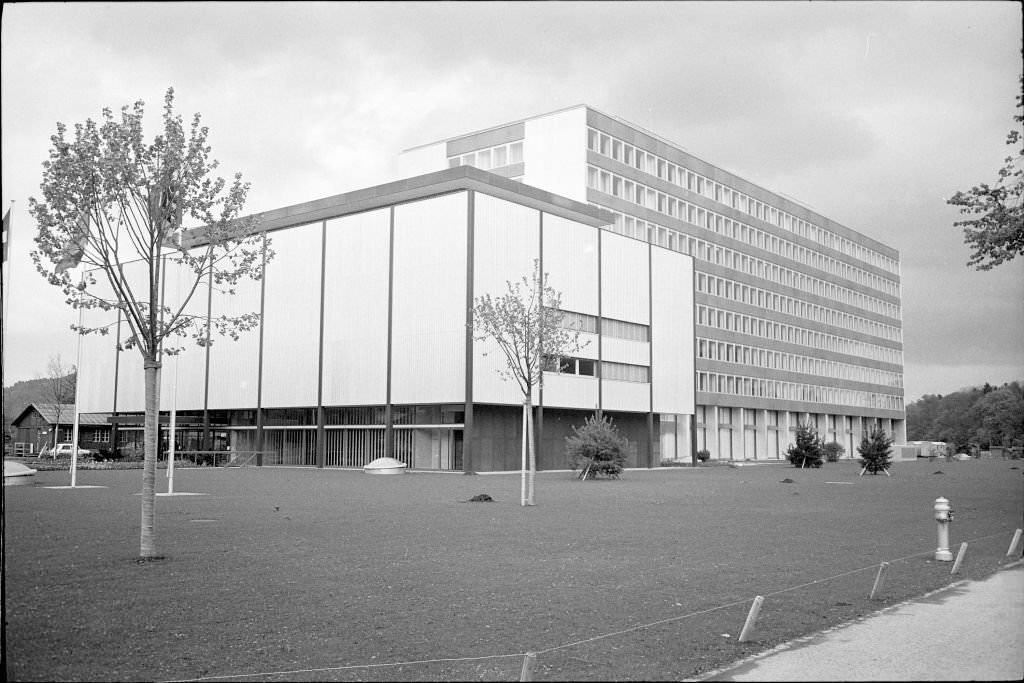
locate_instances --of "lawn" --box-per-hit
[4,459,1022,681]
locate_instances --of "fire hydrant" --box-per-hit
[934,497,954,561]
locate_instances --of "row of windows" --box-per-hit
[698,272,901,343]
[589,167,901,315]
[697,337,903,388]
[543,355,650,383]
[697,304,903,365]
[697,370,904,411]
[447,140,524,171]
[589,163,899,299]
[695,406,887,433]
[558,309,650,342]
[587,128,900,276]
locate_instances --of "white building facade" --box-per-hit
[77,166,695,471]
[401,105,906,460]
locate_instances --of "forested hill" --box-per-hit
[906,381,1024,450]
[3,373,77,431]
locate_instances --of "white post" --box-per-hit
[951,542,968,575]
[521,400,528,506]
[167,347,178,494]
[69,272,85,487]
[1007,529,1022,557]
[869,561,888,599]
[519,652,537,682]
[738,595,764,642]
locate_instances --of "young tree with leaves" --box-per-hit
[947,76,1024,270]
[472,259,583,505]
[30,88,267,559]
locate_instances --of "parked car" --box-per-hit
[40,443,95,459]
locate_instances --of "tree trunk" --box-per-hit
[521,399,528,506]
[140,358,161,558]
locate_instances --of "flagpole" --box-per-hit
[2,202,14,394]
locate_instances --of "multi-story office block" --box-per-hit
[401,105,905,461]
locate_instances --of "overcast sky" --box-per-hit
[2,1,1022,403]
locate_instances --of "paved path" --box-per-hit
[698,563,1024,681]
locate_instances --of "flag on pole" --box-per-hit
[1,208,10,265]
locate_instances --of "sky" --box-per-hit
[2,1,1022,403]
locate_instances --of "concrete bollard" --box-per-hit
[738,595,765,643]
[519,652,536,682]
[870,561,889,599]
[951,542,968,575]
[1007,529,1022,557]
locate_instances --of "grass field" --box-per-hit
[4,459,1023,681]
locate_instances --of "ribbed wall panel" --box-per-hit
[206,252,263,410]
[542,374,599,410]
[260,224,322,408]
[160,253,212,412]
[322,209,390,406]
[601,337,651,366]
[542,214,599,316]
[600,232,650,324]
[114,260,150,412]
[391,194,467,404]
[652,248,696,414]
[523,107,588,203]
[472,193,541,405]
[603,380,651,412]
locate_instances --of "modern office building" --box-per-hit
[77,105,904,470]
[76,166,695,472]
[400,105,905,461]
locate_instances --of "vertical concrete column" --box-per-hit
[759,408,770,461]
[710,405,720,459]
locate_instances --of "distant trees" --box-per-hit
[906,381,1024,451]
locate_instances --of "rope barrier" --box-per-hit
[166,527,1021,682]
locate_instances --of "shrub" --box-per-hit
[566,414,628,479]
[823,441,846,462]
[786,421,824,468]
[696,449,711,462]
[858,425,894,474]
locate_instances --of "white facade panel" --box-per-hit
[260,223,322,408]
[206,262,263,410]
[541,374,599,410]
[602,380,650,412]
[322,209,391,406]
[113,259,150,413]
[542,213,599,317]
[472,193,541,405]
[601,337,650,366]
[651,248,695,415]
[398,142,449,180]
[159,254,212,413]
[523,107,588,203]
[601,231,650,324]
[392,193,467,404]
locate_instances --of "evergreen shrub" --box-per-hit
[566,414,628,479]
[823,441,846,462]
[786,422,824,468]
[858,425,894,474]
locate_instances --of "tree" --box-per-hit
[858,425,893,475]
[947,76,1024,270]
[969,382,1024,448]
[785,421,823,468]
[822,441,846,462]
[42,355,76,453]
[30,88,267,559]
[566,413,629,480]
[472,259,583,505]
